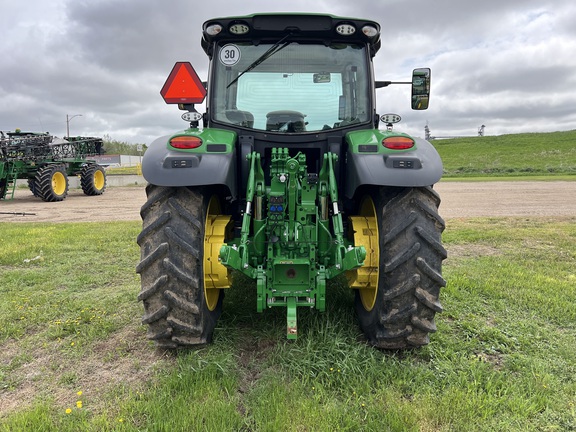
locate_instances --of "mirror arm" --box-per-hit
[375,80,411,88]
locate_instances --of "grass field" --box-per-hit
[0,218,575,431]
[434,130,576,178]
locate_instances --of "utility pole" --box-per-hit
[66,114,82,138]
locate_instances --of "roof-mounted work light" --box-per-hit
[362,25,379,38]
[205,23,222,36]
[229,22,250,35]
[335,23,356,35]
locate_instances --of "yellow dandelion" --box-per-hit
[77,391,83,396]
[76,400,83,408]
[118,418,124,423]
[70,342,75,346]
[65,408,72,414]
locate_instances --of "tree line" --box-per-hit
[102,134,147,155]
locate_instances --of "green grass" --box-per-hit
[440,174,576,182]
[1,219,575,431]
[105,166,141,175]
[434,130,576,178]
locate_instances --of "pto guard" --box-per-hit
[141,129,238,197]
[345,133,443,198]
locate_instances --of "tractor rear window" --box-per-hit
[211,43,371,133]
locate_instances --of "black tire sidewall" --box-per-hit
[137,185,224,347]
[81,164,106,196]
[354,186,446,349]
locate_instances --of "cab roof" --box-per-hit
[201,13,381,57]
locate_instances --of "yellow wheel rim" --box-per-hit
[348,196,379,311]
[93,169,105,191]
[52,171,67,196]
[203,196,231,311]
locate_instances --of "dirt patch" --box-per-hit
[1,181,575,223]
[0,324,171,417]
[474,351,505,370]
[435,181,576,219]
[445,244,503,262]
[0,186,147,223]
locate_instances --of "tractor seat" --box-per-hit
[225,110,254,128]
[266,110,307,132]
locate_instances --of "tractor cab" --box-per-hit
[195,15,429,135]
[206,36,373,134]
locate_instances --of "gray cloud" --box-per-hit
[1,0,575,142]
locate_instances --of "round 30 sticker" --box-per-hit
[219,44,241,66]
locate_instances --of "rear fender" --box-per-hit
[344,130,443,198]
[142,128,237,198]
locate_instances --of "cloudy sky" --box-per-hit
[1,0,575,143]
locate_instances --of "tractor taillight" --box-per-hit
[382,137,415,150]
[170,136,203,149]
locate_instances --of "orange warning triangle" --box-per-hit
[160,62,206,104]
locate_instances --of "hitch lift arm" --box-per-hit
[219,149,365,339]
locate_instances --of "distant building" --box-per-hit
[91,154,142,167]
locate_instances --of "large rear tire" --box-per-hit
[136,185,229,349]
[352,186,447,349]
[28,178,40,197]
[34,164,69,202]
[80,164,107,196]
[0,179,7,200]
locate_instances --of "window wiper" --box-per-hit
[226,33,292,88]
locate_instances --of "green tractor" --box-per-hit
[0,131,106,201]
[137,13,446,349]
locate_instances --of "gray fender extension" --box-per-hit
[345,137,443,198]
[141,135,237,197]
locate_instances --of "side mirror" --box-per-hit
[411,68,431,110]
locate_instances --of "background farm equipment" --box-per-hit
[0,130,106,201]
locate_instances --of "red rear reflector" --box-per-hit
[161,62,206,104]
[382,136,415,150]
[170,136,203,149]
